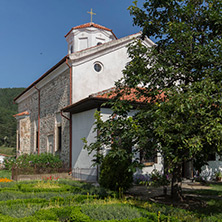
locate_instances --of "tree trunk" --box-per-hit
[171,165,183,201]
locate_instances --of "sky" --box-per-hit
[0,0,145,88]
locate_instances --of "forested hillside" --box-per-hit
[0,88,25,147]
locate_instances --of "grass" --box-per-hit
[0,179,221,221]
[0,170,11,179]
[184,182,222,196]
[0,146,16,156]
[182,182,222,217]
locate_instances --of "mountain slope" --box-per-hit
[0,88,25,147]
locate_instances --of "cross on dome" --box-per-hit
[87,8,96,23]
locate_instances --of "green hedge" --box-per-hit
[0,204,180,222]
[0,203,222,222]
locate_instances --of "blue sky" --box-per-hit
[0,0,145,88]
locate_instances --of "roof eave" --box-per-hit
[62,96,146,114]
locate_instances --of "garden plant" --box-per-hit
[0,176,221,221]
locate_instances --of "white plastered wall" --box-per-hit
[72,109,97,181]
[72,46,128,103]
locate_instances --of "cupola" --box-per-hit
[65,22,117,54]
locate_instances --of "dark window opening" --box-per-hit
[18,134,20,151]
[36,131,38,151]
[57,126,62,152]
[94,63,102,72]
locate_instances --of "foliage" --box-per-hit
[0,202,44,218]
[0,88,25,148]
[213,170,222,181]
[85,0,222,200]
[145,170,170,188]
[4,153,63,173]
[0,146,15,156]
[0,180,221,221]
[127,0,222,199]
[0,170,11,179]
[34,178,60,189]
[133,170,170,188]
[99,153,134,191]
[81,204,142,221]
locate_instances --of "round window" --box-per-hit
[94,63,103,72]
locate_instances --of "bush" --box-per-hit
[81,204,142,221]
[3,156,16,170]
[4,153,63,173]
[99,153,133,191]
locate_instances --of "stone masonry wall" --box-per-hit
[17,68,70,167]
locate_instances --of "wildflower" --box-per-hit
[0,178,13,183]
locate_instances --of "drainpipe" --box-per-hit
[64,57,72,171]
[34,86,40,155]
[66,57,72,104]
[96,106,101,182]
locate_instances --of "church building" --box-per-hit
[14,20,161,181]
[14,17,221,181]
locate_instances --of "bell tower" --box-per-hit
[65,22,117,54]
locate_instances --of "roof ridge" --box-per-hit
[73,22,112,31]
[65,23,117,39]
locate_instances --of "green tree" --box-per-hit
[85,0,222,200]
[0,88,25,147]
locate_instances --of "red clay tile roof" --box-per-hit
[13,111,29,117]
[62,87,165,113]
[65,22,118,39]
[90,87,165,103]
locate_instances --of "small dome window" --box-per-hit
[94,62,103,73]
[97,42,102,46]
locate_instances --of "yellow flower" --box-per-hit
[0,178,13,182]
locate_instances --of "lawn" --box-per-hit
[0,179,221,221]
[0,146,16,156]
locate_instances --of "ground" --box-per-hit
[127,181,222,211]
[0,169,221,221]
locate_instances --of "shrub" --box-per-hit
[148,170,170,187]
[0,203,44,218]
[4,153,63,174]
[3,156,16,170]
[69,207,92,222]
[81,204,142,221]
[99,153,133,191]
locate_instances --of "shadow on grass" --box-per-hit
[191,198,222,216]
[184,182,222,196]
[183,183,222,216]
